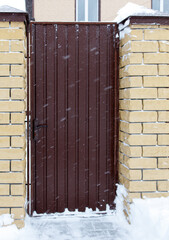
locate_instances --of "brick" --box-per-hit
[11,208,25,219]
[119,77,142,88]
[0,53,24,64]
[158,112,169,121]
[0,29,24,40]
[158,181,169,191]
[143,169,169,180]
[120,42,130,56]
[0,22,9,28]
[119,142,142,157]
[119,173,126,185]
[144,76,169,87]
[143,146,169,157]
[0,137,10,147]
[130,30,143,40]
[143,123,169,133]
[142,192,169,198]
[11,113,26,124]
[14,220,25,228]
[0,89,9,99]
[143,100,169,110]
[124,157,157,169]
[11,137,25,148]
[0,161,10,171]
[11,160,25,172]
[119,151,124,162]
[11,89,25,99]
[0,149,25,159]
[0,196,25,207]
[158,88,169,98]
[120,53,142,67]
[126,135,157,145]
[0,65,9,76]
[120,88,157,99]
[11,185,25,196]
[0,173,24,183]
[0,41,9,51]
[0,185,9,195]
[119,163,141,180]
[119,111,129,122]
[159,41,169,52]
[0,77,25,88]
[131,41,158,52]
[129,181,156,192]
[131,25,157,29]
[158,135,169,145]
[128,112,157,122]
[123,65,157,76]
[128,193,141,202]
[158,158,169,168]
[0,113,9,123]
[160,25,169,29]
[11,41,25,52]
[11,22,25,29]
[144,53,169,64]
[0,125,24,135]
[120,111,129,122]
[159,65,169,75]
[144,29,169,40]
[119,100,142,110]
[11,65,25,77]
[120,121,142,133]
[0,101,25,112]
[120,33,130,47]
[0,208,10,214]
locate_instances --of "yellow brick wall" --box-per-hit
[119,23,169,207]
[0,21,26,229]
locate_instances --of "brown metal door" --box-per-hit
[30,22,119,214]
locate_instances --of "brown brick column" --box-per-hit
[119,16,169,214]
[0,12,28,228]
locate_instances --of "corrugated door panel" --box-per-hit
[99,25,108,211]
[31,23,119,214]
[78,25,88,211]
[46,25,56,212]
[57,25,67,213]
[67,24,77,211]
[88,25,98,210]
[108,25,114,206]
[35,24,47,213]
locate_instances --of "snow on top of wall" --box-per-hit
[0,5,24,12]
[114,2,162,23]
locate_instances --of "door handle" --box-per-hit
[33,119,48,140]
[35,124,48,129]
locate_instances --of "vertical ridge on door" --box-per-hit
[99,24,107,210]
[46,25,56,212]
[78,25,88,211]
[67,25,76,211]
[88,25,97,210]
[57,25,67,212]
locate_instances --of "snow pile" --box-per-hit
[114,2,157,23]
[128,197,169,240]
[0,185,169,239]
[0,214,13,227]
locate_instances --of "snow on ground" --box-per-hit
[0,185,169,240]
